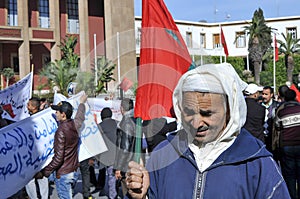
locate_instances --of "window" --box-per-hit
[67,0,79,34]
[236,32,246,48]
[287,27,297,39]
[136,28,141,47]
[213,34,220,48]
[200,33,206,48]
[39,0,49,28]
[11,53,19,73]
[186,32,192,48]
[7,0,18,26]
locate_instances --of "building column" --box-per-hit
[49,0,61,62]
[104,0,137,89]
[0,44,2,68]
[78,0,90,72]
[18,0,30,77]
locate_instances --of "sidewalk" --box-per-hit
[49,178,109,199]
[49,163,122,199]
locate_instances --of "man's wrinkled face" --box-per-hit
[181,92,227,145]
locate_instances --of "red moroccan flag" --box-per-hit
[134,0,193,120]
[221,27,229,57]
[274,35,279,61]
[120,77,133,92]
[290,84,300,102]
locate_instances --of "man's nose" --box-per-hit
[191,114,205,128]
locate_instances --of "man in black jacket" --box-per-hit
[243,83,266,142]
[97,107,118,199]
[114,98,136,196]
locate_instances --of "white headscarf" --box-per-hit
[173,63,248,172]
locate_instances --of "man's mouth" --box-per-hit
[195,126,209,137]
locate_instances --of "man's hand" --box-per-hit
[34,171,44,179]
[126,161,149,199]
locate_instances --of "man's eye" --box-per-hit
[200,110,212,117]
[183,108,195,116]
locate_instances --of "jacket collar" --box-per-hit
[167,128,271,170]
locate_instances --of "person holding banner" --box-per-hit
[125,63,290,199]
[25,97,49,199]
[0,105,8,128]
[35,94,88,199]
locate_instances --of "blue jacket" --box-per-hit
[146,128,290,199]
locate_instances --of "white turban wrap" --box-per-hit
[173,63,248,172]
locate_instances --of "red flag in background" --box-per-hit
[274,35,279,61]
[289,84,300,102]
[221,27,229,57]
[120,77,133,92]
[134,0,194,120]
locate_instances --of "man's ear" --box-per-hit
[61,112,67,119]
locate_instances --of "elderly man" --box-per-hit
[125,63,290,199]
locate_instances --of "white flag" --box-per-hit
[0,72,32,122]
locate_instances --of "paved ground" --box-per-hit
[49,164,122,199]
[49,178,109,199]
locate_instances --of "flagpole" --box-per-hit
[117,32,121,85]
[246,30,249,71]
[134,118,142,163]
[94,34,98,86]
[30,64,34,98]
[273,33,276,93]
[219,24,222,63]
[1,74,3,90]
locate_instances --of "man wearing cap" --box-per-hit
[243,83,266,142]
[124,63,290,199]
[35,94,87,199]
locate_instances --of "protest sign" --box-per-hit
[0,72,32,122]
[0,92,107,198]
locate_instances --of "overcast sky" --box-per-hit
[134,0,300,23]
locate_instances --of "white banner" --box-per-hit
[0,92,107,199]
[0,72,32,122]
[87,98,122,122]
[53,93,122,122]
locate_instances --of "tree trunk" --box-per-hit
[253,61,261,84]
[287,55,294,83]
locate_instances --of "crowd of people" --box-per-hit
[2,62,300,198]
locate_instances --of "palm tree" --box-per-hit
[277,33,300,83]
[243,8,272,84]
[1,67,15,88]
[39,35,79,96]
[95,56,116,94]
[60,35,79,68]
[40,59,78,96]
